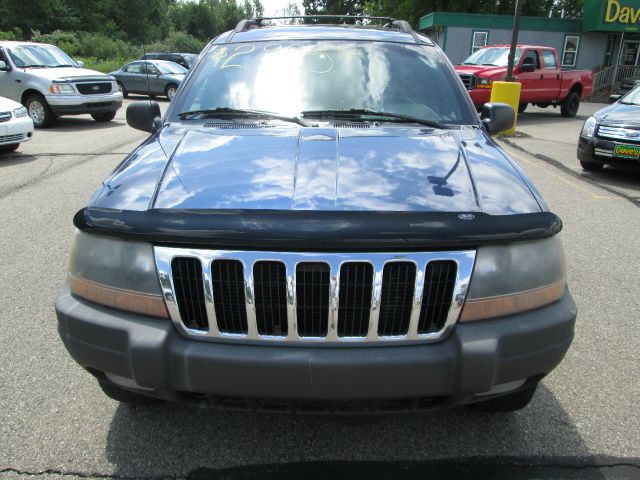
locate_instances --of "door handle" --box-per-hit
[15,79,21,83]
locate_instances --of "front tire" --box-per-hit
[468,383,538,412]
[25,94,55,128]
[580,160,604,171]
[560,91,580,117]
[117,82,128,99]
[0,143,20,152]
[91,111,116,122]
[165,83,178,101]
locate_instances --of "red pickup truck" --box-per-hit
[455,45,592,117]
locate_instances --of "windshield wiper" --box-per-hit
[177,107,313,127]
[19,64,47,68]
[51,64,76,68]
[301,109,449,129]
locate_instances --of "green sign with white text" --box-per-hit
[583,0,640,31]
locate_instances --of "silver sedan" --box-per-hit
[110,60,186,101]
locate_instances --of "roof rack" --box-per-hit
[230,15,425,44]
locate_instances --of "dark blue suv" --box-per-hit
[56,17,576,414]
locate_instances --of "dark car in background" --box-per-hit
[57,18,576,415]
[578,84,640,171]
[139,52,197,69]
[110,60,186,100]
[613,77,640,99]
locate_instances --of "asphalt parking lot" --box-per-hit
[0,100,639,479]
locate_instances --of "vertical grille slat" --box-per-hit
[254,261,288,336]
[338,263,373,337]
[377,262,416,336]
[418,261,458,334]
[171,257,208,330]
[296,263,330,337]
[211,260,248,334]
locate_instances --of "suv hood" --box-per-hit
[25,67,114,82]
[90,125,543,215]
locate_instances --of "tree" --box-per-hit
[303,0,364,16]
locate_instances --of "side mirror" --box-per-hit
[520,63,535,73]
[76,60,85,68]
[0,60,9,71]
[481,102,515,134]
[127,101,162,133]
[609,94,621,103]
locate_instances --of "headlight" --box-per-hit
[49,83,75,94]
[581,116,597,138]
[68,231,168,318]
[460,236,566,322]
[477,77,493,89]
[13,106,28,118]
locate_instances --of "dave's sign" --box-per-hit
[605,0,640,25]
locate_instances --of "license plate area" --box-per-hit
[613,144,640,160]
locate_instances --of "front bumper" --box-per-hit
[0,116,33,145]
[467,88,492,107]
[578,135,640,166]
[46,92,123,115]
[56,283,576,410]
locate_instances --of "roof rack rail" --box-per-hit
[229,15,426,44]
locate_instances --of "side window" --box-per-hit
[125,63,143,74]
[522,50,540,69]
[562,35,580,68]
[145,63,159,75]
[174,56,187,67]
[542,50,557,69]
[471,31,488,54]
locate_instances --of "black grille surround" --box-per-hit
[157,249,473,344]
[458,73,476,90]
[75,82,112,95]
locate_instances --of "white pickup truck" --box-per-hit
[0,41,123,128]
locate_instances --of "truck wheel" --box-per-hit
[117,82,128,99]
[0,143,20,152]
[518,103,528,113]
[165,83,178,101]
[91,112,116,122]
[560,91,580,117]
[25,94,56,128]
[468,383,538,412]
[580,160,604,171]
[98,379,159,405]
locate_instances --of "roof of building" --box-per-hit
[419,12,582,33]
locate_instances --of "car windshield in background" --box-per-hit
[463,47,522,67]
[172,41,476,125]
[157,62,187,75]
[620,86,640,105]
[8,44,77,68]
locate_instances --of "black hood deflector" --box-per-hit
[74,208,562,251]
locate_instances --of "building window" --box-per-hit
[604,35,615,66]
[471,31,488,54]
[562,35,580,68]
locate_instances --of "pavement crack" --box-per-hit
[499,137,640,208]
[0,467,183,479]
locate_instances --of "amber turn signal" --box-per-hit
[69,274,169,318]
[460,280,565,322]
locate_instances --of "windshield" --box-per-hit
[463,47,522,67]
[157,62,187,75]
[171,41,476,125]
[8,44,77,68]
[184,54,197,65]
[620,85,640,105]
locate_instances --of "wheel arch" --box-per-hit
[21,88,45,105]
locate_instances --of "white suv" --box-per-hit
[0,41,123,128]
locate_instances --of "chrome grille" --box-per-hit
[597,125,640,143]
[0,134,24,143]
[458,74,476,90]
[155,249,475,344]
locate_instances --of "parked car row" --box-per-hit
[0,40,195,133]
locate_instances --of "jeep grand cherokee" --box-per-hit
[55,17,576,414]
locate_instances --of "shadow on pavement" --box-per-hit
[105,384,604,479]
[516,110,591,124]
[581,165,640,197]
[0,152,37,167]
[44,116,123,133]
